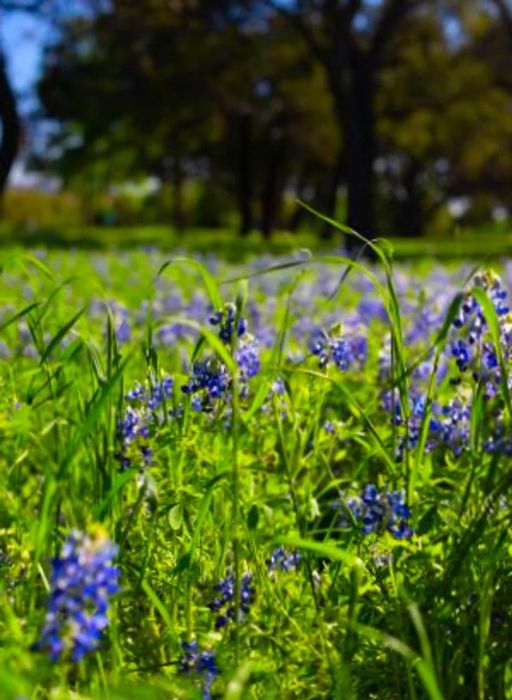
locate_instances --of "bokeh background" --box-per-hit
[2,0,512,256]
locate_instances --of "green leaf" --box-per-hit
[276,534,365,569]
[39,306,86,364]
[59,356,131,475]
[0,301,40,333]
[247,504,259,530]
[93,468,138,519]
[168,503,183,530]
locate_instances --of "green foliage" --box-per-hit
[1,245,512,698]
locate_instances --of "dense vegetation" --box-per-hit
[2,2,512,240]
[1,242,512,698]
[34,0,512,239]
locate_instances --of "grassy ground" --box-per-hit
[1,221,512,259]
[0,245,512,698]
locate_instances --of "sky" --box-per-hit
[1,10,48,111]
[1,11,50,186]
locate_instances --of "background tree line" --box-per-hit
[3,0,512,239]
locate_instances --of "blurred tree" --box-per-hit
[38,2,221,229]
[491,0,512,43]
[37,0,337,236]
[377,1,512,234]
[258,0,427,240]
[33,0,512,239]
[0,0,69,200]
[0,49,19,196]
[465,0,512,220]
[0,0,45,197]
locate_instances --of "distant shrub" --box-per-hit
[3,189,83,229]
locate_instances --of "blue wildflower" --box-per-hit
[235,339,260,380]
[450,271,512,396]
[147,377,174,410]
[180,639,220,700]
[338,485,413,540]
[309,326,367,371]
[125,382,145,402]
[267,547,301,574]
[208,572,255,629]
[209,303,247,344]
[36,529,120,662]
[182,359,229,411]
[451,339,472,372]
[117,406,152,470]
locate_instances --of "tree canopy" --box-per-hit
[14,0,512,237]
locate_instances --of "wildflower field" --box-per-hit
[1,242,512,700]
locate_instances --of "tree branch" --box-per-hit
[491,0,512,44]
[343,0,365,25]
[368,0,420,66]
[0,51,21,194]
[261,0,327,64]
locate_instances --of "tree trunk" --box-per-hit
[172,155,185,232]
[237,113,253,236]
[400,159,423,237]
[287,174,308,232]
[325,48,376,250]
[321,148,345,239]
[343,52,377,240]
[260,128,287,240]
[0,52,21,198]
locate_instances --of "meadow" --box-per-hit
[1,240,512,700]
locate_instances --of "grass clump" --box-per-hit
[0,245,511,699]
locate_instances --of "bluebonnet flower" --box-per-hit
[337,485,413,540]
[234,339,260,380]
[209,303,247,344]
[453,271,509,333]
[125,377,174,410]
[182,358,229,412]
[308,328,330,367]
[383,387,472,461]
[267,547,301,574]
[271,378,286,395]
[483,435,512,456]
[36,529,119,662]
[390,393,430,462]
[125,382,145,402]
[182,305,260,411]
[429,399,471,457]
[449,271,512,399]
[118,376,176,471]
[208,572,255,629]
[451,339,472,372]
[331,495,361,529]
[260,377,288,419]
[117,406,152,470]
[180,640,220,700]
[191,395,203,412]
[323,420,336,435]
[309,325,367,372]
[147,377,174,410]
